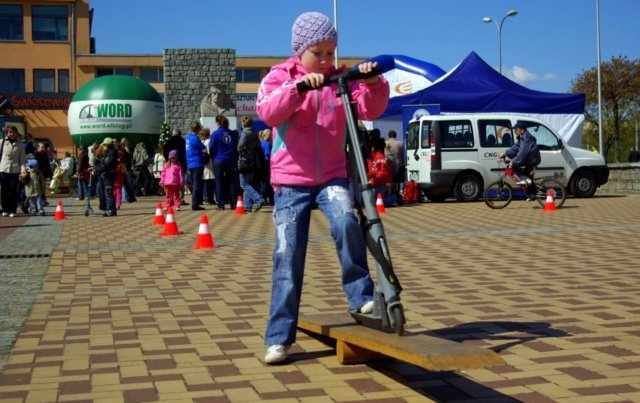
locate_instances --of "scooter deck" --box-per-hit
[298,313,504,371]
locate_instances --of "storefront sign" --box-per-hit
[4,92,72,110]
[236,93,257,116]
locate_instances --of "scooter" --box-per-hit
[297,57,405,335]
[84,170,95,216]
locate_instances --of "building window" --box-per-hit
[34,69,55,92]
[97,67,134,77]
[0,69,25,92]
[32,5,68,41]
[0,5,23,40]
[236,68,261,83]
[139,67,163,83]
[58,69,69,93]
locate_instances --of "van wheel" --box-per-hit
[454,174,481,202]
[570,171,597,198]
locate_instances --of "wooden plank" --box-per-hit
[298,313,504,371]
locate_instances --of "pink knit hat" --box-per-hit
[291,12,337,56]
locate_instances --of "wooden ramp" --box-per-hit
[298,313,504,371]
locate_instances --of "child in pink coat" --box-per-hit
[160,150,184,210]
[113,161,126,210]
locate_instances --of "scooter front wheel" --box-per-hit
[391,305,405,336]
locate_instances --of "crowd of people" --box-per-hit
[154,117,274,213]
[0,119,407,219]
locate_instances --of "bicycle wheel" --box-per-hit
[535,179,567,208]
[484,180,513,209]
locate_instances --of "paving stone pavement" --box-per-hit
[0,194,639,402]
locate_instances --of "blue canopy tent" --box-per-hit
[376,52,586,147]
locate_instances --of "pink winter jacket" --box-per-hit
[256,57,389,189]
[160,162,184,186]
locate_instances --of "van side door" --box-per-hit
[477,119,513,184]
[526,123,567,183]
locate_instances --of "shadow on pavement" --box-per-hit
[427,321,571,353]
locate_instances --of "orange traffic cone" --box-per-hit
[543,190,556,212]
[53,200,66,220]
[152,202,165,226]
[193,214,218,249]
[160,207,181,235]
[235,196,246,216]
[376,193,386,213]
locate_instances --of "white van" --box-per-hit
[405,114,609,202]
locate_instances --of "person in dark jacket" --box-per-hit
[34,142,53,180]
[76,145,90,200]
[499,121,541,185]
[185,121,207,210]
[93,137,119,216]
[237,116,266,212]
[209,115,239,210]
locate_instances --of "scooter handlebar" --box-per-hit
[296,55,395,93]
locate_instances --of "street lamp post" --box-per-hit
[333,0,339,68]
[483,9,518,75]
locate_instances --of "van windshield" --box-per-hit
[527,124,561,150]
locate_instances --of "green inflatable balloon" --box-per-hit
[68,75,164,149]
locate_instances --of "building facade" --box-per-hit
[0,0,362,156]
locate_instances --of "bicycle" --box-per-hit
[484,159,566,209]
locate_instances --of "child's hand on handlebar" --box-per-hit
[297,73,326,89]
[359,61,380,85]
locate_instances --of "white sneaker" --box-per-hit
[1,212,7,217]
[516,178,532,185]
[264,344,290,364]
[360,300,375,314]
[9,213,15,218]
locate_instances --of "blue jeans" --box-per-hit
[98,172,116,213]
[121,173,136,203]
[188,166,204,209]
[28,195,45,214]
[76,178,88,199]
[239,172,264,209]
[264,178,374,346]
